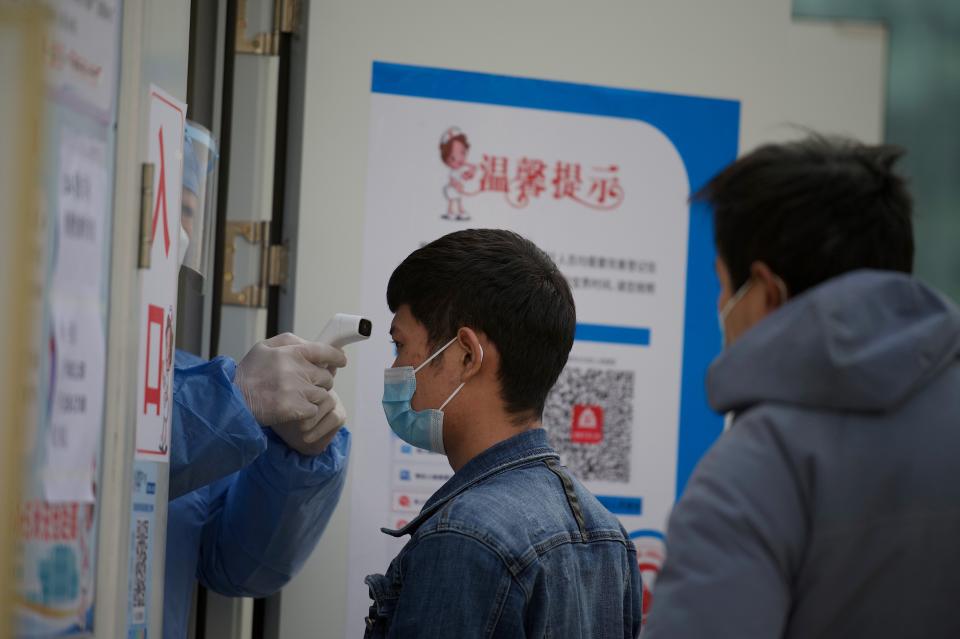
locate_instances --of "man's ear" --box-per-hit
[750,261,788,312]
[455,327,485,382]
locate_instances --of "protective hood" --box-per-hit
[708,270,960,414]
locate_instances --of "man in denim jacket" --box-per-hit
[365,229,642,639]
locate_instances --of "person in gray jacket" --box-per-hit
[645,135,960,639]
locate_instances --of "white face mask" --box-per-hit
[178,225,190,268]
[717,279,754,348]
[717,274,788,430]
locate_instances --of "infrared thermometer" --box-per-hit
[315,313,372,349]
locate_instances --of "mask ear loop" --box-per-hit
[719,279,754,324]
[413,336,460,374]
[774,276,789,305]
[438,343,483,411]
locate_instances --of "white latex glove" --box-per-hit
[272,390,347,456]
[234,332,346,426]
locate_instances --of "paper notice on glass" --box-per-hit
[42,296,105,503]
[53,134,109,297]
[46,0,120,118]
[134,85,185,461]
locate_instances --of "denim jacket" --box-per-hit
[364,428,642,639]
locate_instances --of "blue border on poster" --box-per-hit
[371,61,739,499]
[575,323,651,347]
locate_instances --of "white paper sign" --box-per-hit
[43,297,104,503]
[46,0,120,118]
[134,86,185,462]
[40,133,110,503]
[53,134,109,296]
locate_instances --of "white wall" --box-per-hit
[282,1,885,637]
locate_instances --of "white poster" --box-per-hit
[43,297,104,503]
[344,62,739,634]
[45,0,120,118]
[41,134,110,503]
[134,86,185,462]
[53,134,109,297]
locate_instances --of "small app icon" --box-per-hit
[571,404,604,444]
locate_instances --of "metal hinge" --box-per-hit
[222,220,288,307]
[235,0,300,56]
[138,163,155,269]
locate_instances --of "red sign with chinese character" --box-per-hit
[135,86,184,460]
[571,404,604,444]
[438,127,625,220]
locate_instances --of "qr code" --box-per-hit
[542,367,634,483]
[133,518,149,623]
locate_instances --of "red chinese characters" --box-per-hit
[586,165,624,209]
[20,502,80,542]
[553,161,582,200]
[510,157,548,207]
[143,304,164,415]
[482,157,623,210]
[437,128,625,215]
[151,126,171,256]
[479,155,510,193]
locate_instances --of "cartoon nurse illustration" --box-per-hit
[439,127,475,220]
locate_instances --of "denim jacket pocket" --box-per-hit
[364,572,400,639]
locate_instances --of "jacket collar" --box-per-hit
[382,428,558,538]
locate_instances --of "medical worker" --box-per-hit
[162,123,351,638]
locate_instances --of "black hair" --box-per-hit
[387,229,575,420]
[696,134,914,295]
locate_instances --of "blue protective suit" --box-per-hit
[164,350,350,639]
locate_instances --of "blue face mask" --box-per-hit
[382,336,482,455]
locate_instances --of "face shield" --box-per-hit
[180,121,218,281]
[175,122,219,356]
